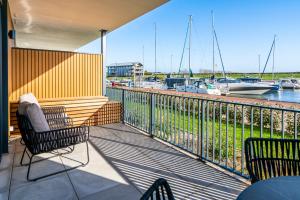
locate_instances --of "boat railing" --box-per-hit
[106,87,300,179]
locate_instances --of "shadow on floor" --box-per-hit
[6,139,141,200]
[89,124,248,200]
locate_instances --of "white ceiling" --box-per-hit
[9,0,168,51]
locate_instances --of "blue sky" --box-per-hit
[77,0,300,73]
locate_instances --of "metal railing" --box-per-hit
[106,87,300,178]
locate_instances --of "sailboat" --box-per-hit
[248,35,281,92]
[174,15,221,95]
[212,12,274,95]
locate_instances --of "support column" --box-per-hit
[1,0,9,154]
[100,30,107,96]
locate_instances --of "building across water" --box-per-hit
[107,62,144,77]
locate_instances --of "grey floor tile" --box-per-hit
[89,124,248,200]
[67,167,126,199]
[81,184,141,200]
[11,154,64,189]
[5,124,248,200]
[9,174,77,200]
[0,190,9,200]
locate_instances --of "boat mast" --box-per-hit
[142,45,144,66]
[179,15,192,77]
[213,21,227,79]
[261,35,276,79]
[212,11,215,76]
[188,15,192,78]
[272,35,276,80]
[170,54,173,74]
[154,23,157,78]
[258,54,261,77]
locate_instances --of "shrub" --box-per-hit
[245,104,281,132]
[285,110,300,135]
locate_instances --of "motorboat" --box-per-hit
[140,81,164,89]
[165,77,186,89]
[176,79,221,95]
[291,79,300,89]
[279,79,295,89]
[238,77,280,91]
[216,78,274,95]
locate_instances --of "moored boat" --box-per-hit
[279,79,295,89]
[216,78,273,95]
[176,79,221,95]
[291,79,300,89]
[239,77,280,91]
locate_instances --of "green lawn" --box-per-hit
[123,99,295,172]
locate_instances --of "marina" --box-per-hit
[239,89,300,104]
[1,1,300,200]
[108,77,300,103]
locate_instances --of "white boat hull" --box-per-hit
[217,83,273,95]
[229,89,271,95]
[176,85,221,96]
[294,84,300,89]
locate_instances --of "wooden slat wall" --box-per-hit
[10,97,122,134]
[9,48,103,101]
[8,47,114,135]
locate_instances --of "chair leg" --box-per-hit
[84,141,90,166]
[69,145,75,152]
[27,155,34,181]
[59,142,89,166]
[20,147,27,166]
[26,142,90,182]
[20,138,25,145]
[51,145,75,155]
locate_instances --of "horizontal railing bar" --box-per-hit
[106,87,300,180]
[107,87,300,113]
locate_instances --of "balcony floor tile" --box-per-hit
[1,123,248,200]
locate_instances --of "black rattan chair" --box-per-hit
[17,106,89,181]
[42,106,73,129]
[245,138,300,184]
[140,178,175,200]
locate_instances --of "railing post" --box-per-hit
[122,89,125,124]
[201,100,205,159]
[149,93,155,137]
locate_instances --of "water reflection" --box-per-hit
[229,90,300,104]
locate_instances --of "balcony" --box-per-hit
[1,123,247,200]
[1,0,300,199]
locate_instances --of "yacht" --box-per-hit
[239,77,280,91]
[279,79,295,89]
[291,79,300,89]
[176,79,221,95]
[216,78,274,95]
[165,77,186,89]
[140,77,164,89]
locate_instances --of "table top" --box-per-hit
[237,176,300,200]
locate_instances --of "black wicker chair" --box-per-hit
[140,178,175,200]
[17,106,89,181]
[245,137,300,184]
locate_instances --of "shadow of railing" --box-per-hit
[9,139,141,200]
[89,124,248,200]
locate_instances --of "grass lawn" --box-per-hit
[123,99,295,173]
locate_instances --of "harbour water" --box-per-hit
[229,89,300,104]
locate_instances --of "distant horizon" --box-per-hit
[77,0,300,73]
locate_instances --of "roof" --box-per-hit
[107,62,143,67]
[9,0,168,51]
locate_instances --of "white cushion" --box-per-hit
[19,93,40,107]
